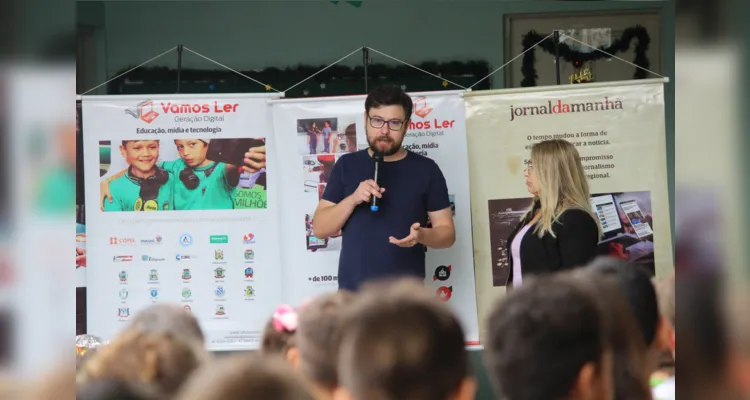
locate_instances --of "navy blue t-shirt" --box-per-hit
[322,149,451,291]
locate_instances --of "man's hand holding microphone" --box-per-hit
[346,180,385,207]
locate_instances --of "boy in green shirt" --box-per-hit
[102,138,267,210]
[102,140,174,212]
[160,139,239,210]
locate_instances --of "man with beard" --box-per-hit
[312,85,455,291]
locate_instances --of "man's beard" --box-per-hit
[367,136,401,156]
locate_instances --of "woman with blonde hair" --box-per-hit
[506,139,600,287]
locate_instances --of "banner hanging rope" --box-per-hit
[468,32,555,90]
[283,46,364,93]
[467,31,666,90]
[366,47,468,90]
[283,46,472,93]
[80,46,178,95]
[182,47,282,93]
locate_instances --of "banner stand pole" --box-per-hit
[176,44,184,93]
[553,31,561,85]
[363,46,370,93]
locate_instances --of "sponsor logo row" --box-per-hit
[114,249,255,263]
[109,233,256,246]
[118,266,255,283]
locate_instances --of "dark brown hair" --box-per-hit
[566,267,653,400]
[337,278,468,400]
[486,274,608,400]
[260,316,296,356]
[296,290,356,388]
[176,354,314,400]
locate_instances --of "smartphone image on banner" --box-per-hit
[589,194,623,234]
[307,235,328,251]
[207,139,265,166]
[618,199,654,238]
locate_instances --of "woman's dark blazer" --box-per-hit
[506,204,600,286]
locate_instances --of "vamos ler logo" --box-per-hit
[125,99,240,124]
[408,96,456,130]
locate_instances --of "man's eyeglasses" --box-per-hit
[368,115,405,131]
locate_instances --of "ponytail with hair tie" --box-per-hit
[272,305,298,333]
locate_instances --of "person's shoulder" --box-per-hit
[337,150,368,164]
[557,207,598,229]
[405,150,436,163]
[161,158,185,172]
[109,174,131,189]
[405,151,442,173]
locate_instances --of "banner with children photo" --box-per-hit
[82,93,285,351]
[271,91,480,344]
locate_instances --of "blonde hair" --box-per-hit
[524,139,600,238]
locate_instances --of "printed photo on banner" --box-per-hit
[304,213,341,252]
[98,138,267,212]
[296,116,358,155]
[487,191,656,286]
[302,154,342,195]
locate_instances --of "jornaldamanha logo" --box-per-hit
[509,97,623,121]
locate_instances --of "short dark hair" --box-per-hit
[364,84,413,121]
[337,279,468,400]
[586,257,660,346]
[485,275,607,400]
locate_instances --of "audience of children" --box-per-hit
[71,256,719,400]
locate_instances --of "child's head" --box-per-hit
[335,279,474,400]
[124,303,205,346]
[261,304,298,356]
[76,378,159,400]
[120,140,160,174]
[586,257,667,369]
[567,268,652,400]
[176,354,314,400]
[293,291,356,393]
[77,329,207,396]
[486,275,612,400]
[174,139,209,167]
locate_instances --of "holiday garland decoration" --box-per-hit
[519,25,651,87]
[107,60,491,96]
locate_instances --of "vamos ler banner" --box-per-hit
[465,80,673,329]
[271,91,480,344]
[82,93,285,351]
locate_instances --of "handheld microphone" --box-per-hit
[370,152,384,212]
